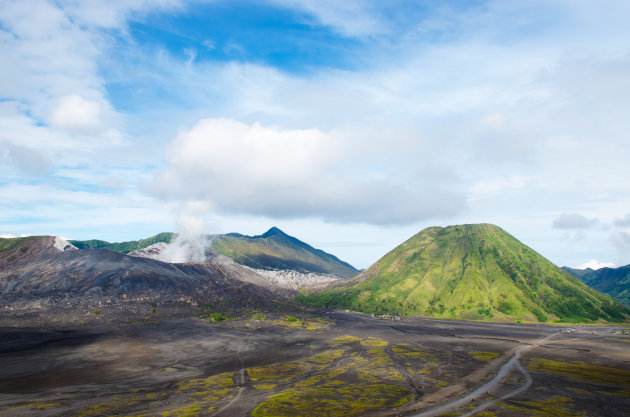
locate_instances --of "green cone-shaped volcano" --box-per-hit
[300,224,629,323]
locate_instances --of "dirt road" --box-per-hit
[410,333,555,417]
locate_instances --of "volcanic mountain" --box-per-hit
[71,227,359,279]
[0,236,292,324]
[563,264,630,306]
[300,224,629,323]
[211,227,359,278]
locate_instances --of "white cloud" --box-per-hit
[610,232,630,266]
[0,182,174,239]
[552,213,598,230]
[269,0,385,37]
[50,94,103,133]
[148,118,466,225]
[0,141,51,175]
[577,259,616,270]
[613,214,630,228]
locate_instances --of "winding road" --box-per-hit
[410,333,555,417]
[211,337,248,416]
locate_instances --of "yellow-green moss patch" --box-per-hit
[328,335,361,345]
[508,395,586,417]
[254,384,277,390]
[162,405,203,416]
[251,383,411,417]
[248,361,307,382]
[527,358,630,385]
[360,337,388,347]
[468,351,500,361]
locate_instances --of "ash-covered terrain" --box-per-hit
[0,312,629,417]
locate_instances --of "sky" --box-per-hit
[1,0,630,270]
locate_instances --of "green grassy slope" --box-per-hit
[298,224,629,323]
[70,232,175,254]
[564,265,630,306]
[210,227,359,278]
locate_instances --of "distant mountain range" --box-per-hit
[563,265,630,306]
[299,224,629,323]
[3,224,629,325]
[0,228,357,325]
[70,227,359,279]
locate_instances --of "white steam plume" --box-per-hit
[159,201,211,263]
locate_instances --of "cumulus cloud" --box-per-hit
[613,214,630,227]
[50,94,103,133]
[577,259,616,270]
[610,231,630,266]
[0,141,51,175]
[148,118,466,225]
[552,213,598,230]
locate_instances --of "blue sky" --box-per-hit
[2,0,630,269]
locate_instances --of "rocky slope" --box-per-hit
[0,236,76,268]
[299,224,629,323]
[129,243,344,290]
[0,236,294,324]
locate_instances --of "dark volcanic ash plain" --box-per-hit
[0,312,629,417]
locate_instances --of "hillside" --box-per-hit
[70,232,174,253]
[564,265,630,306]
[299,224,629,323]
[210,227,359,278]
[70,228,358,278]
[0,236,292,323]
[0,236,76,268]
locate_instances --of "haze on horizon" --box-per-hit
[1,0,630,270]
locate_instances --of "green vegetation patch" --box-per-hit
[254,384,278,390]
[248,360,307,382]
[245,314,327,331]
[344,348,405,382]
[70,232,174,254]
[392,345,431,359]
[251,383,411,417]
[527,358,630,385]
[468,351,500,361]
[247,349,344,383]
[360,337,388,347]
[328,335,361,345]
[162,405,203,417]
[506,395,585,417]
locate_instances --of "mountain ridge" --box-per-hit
[70,227,359,279]
[563,264,630,306]
[212,227,358,278]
